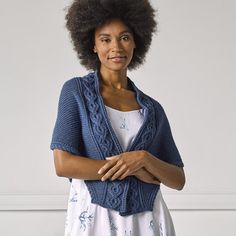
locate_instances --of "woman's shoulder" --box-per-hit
[63,72,94,85]
[61,72,96,92]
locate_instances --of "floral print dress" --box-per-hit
[64,106,176,236]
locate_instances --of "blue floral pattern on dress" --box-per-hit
[69,192,78,203]
[159,222,164,236]
[124,230,132,236]
[69,184,79,203]
[79,209,94,231]
[149,219,156,232]
[108,214,118,231]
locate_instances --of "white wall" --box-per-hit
[0,0,235,235]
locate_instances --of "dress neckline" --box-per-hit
[105,105,142,114]
[81,71,157,154]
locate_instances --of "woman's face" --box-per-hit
[94,19,136,73]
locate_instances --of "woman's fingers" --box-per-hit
[98,158,117,175]
[110,165,128,181]
[118,169,131,180]
[101,160,127,181]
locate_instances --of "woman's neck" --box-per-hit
[99,67,128,90]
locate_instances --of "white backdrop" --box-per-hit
[0,0,236,235]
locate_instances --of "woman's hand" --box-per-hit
[98,151,146,181]
[134,168,161,185]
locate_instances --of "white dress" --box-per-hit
[65,106,176,236]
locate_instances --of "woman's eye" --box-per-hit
[101,38,110,43]
[121,35,129,41]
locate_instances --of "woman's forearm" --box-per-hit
[144,151,185,190]
[53,149,107,180]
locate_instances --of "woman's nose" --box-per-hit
[111,39,122,52]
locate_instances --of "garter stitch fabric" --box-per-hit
[50,71,184,216]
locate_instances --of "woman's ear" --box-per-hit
[93,46,97,53]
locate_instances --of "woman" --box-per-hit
[50,0,185,235]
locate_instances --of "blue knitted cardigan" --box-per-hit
[50,71,183,216]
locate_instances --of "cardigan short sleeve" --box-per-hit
[154,104,184,168]
[50,78,82,156]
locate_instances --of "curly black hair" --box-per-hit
[65,0,157,70]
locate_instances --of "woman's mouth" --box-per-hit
[108,56,127,62]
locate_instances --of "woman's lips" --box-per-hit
[109,56,127,62]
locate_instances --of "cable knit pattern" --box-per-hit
[50,71,184,216]
[83,76,116,158]
[81,73,125,212]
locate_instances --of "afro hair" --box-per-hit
[65,0,157,70]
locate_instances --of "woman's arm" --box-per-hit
[98,150,185,190]
[143,151,185,190]
[53,149,160,185]
[53,149,107,180]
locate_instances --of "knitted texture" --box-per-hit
[50,71,184,216]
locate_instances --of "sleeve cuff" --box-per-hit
[50,142,81,156]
